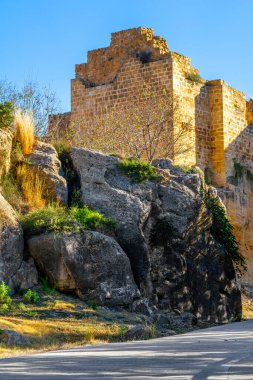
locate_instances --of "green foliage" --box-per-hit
[18,302,26,311]
[21,205,116,236]
[1,303,9,313]
[0,281,11,304]
[231,158,253,184]
[233,158,244,179]
[23,289,39,304]
[204,191,246,271]
[40,277,55,294]
[117,159,158,183]
[185,71,202,84]
[0,101,14,129]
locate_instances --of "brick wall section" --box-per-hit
[171,52,211,167]
[222,84,247,176]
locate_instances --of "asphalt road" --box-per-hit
[0,320,253,380]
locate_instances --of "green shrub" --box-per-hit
[18,302,26,311]
[23,289,39,304]
[1,303,9,313]
[21,205,116,236]
[0,102,14,129]
[204,191,246,271]
[0,281,11,304]
[40,277,55,294]
[117,159,158,183]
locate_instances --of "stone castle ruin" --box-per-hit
[49,27,253,287]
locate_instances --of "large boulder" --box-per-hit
[0,126,14,178]
[27,231,140,306]
[27,141,67,204]
[0,192,23,282]
[0,192,38,289]
[70,148,241,322]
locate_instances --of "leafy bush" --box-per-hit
[18,302,26,311]
[117,159,158,183]
[21,205,116,236]
[0,281,12,304]
[40,277,55,294]
[1,303,9,313]
[0,102,14,129]
[23,289,39,304]
[204,191,246,271]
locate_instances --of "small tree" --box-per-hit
[77,82,193,162]
[0,79,60,136]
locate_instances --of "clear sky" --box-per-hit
[0,0,252,112]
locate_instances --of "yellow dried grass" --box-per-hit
[14,110,35,155]
[16,164,46,208]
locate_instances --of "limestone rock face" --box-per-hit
[0,193,38,289]
[27,141,67,204]
[27,231,140,306]
[70,148,241,322]
[0,126,14,178]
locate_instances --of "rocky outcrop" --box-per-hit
[0,126,14,178]
[0,193,38,290]
[0,192,24,282]
[70,148,241,322]
[27,141,67,204]
[27,231,140,306]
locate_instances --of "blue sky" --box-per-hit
[0,0,252,111]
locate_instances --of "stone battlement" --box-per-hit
[75,27,169,85]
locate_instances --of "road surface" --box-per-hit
[0,320,253,379]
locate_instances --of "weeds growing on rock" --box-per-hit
[21,205,116,236]
[117,158,158,183]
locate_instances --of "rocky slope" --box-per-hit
[0,132,242,325]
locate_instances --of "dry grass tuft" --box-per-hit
[16,164,46,208]
[14,110,36,155]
